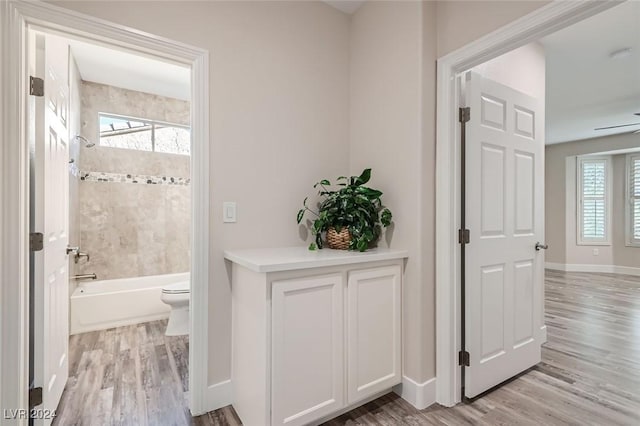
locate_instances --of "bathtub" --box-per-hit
[70,272,189,335]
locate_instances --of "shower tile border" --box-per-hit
[80,171,190,186]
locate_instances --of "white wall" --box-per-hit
[546,134,640,269]
[472,42,546,99]
[436,0,551,57]
[350,0,437,384]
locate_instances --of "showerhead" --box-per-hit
[74,134,95,148]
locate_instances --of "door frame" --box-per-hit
[0,0,212,419]
[434,0,623,407]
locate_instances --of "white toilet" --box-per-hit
[160,281,190,336]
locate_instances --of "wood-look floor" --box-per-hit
[323,270,640,426]
[55,271,640,425]
[53,320,193,426]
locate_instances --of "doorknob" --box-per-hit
[535,242,548,251]
[66,246,79,255]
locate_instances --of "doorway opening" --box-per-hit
[1,0,210,421]
[436,0,637,408]
[28,28,195,424]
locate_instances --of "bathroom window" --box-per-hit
[577,156,610,245]
[99,113,190,155]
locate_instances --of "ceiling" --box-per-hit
[541,1,640,144]
[323,0,365,15]
[69,40,191,101]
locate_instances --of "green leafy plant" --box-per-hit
[297,168,393,252]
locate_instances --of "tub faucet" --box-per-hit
[75,251,90,264]
[72,273,97,280]
[67,246,90,263]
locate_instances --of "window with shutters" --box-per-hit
[626,154,640,247]
[577,157,610,245]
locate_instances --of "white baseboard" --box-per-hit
[540,325,547,343]
[203,379,232,414]
[545,262,640,277]
[393,376,436,410]
[544,262,567,271]
[205,377,436,418]
[611,265,640,276]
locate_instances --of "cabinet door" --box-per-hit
[347,265,402,403]
[271,274,344,426]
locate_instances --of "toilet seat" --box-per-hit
[162,280,190,295]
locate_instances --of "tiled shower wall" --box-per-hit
[77,82,191,281]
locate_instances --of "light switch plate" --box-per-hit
[223,202,237,223]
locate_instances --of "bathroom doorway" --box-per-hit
[7,2,212,422]
[59,32,191,424]
[30,29,194,425]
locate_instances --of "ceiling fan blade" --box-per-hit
[594,122,640,130]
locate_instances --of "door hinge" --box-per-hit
[30,232,44,252]
[30,76,44,97]
[458,350,470,367]
[458,229,470,244]
[29,387,43,408]
[459,107,470,123]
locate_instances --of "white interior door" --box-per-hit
[464,71,545,398]
[33,33,70,424]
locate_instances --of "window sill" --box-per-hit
[576,241,611,246]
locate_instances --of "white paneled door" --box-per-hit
[33,34,70,425]
[463,71,545,398]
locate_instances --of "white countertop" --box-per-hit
[224,246,409,273]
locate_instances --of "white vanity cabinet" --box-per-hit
[225,247,407,426]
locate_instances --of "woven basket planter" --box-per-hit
[326,226,351,250]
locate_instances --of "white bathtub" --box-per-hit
[70,272,189,335]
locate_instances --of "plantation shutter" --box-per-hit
[630,156,640,244]
[580,159,607,242]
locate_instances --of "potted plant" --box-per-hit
[296,168,393,252]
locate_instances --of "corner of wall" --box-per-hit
[393,376,437,410]
[348,0,436,386]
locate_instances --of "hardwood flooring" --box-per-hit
[323,270,640,426]
[55,271,640,425]
[53,320,192,426]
